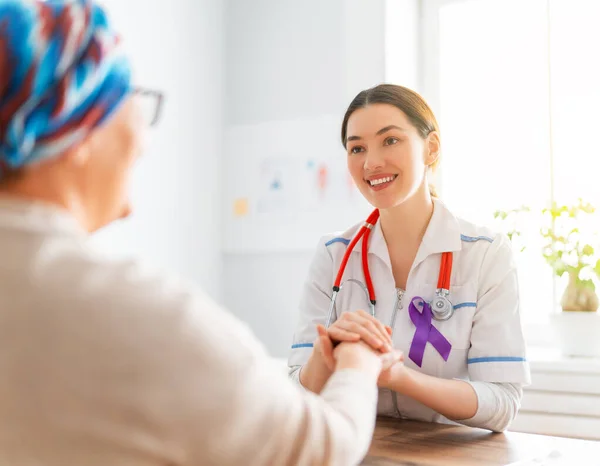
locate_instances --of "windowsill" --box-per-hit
[514,347,600,440]
[527,347,600,374]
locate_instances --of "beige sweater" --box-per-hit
[0,200,378,466]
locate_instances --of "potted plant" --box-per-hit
[541,200,600,357]
[540,200,600,312]
[494,199,600,357]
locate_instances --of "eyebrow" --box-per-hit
[346,125,406,142]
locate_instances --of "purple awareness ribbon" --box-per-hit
[408,296,452,367]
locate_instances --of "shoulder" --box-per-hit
[29,236,267,377]
[457,217,496,246]
[453,215,516,288]
[320,221,362,249]
[308,221,364,268]
[457,216,512,257]
[34,236,254,347]
[38,237,192,310]
[302,221,366,286]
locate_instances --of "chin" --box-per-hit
[88,217,115,233]
[88,206,131,233]
[365,192,411,211]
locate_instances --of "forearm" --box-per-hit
[291,368,380,465]
[267,347,382,465]
[385,367,478,421]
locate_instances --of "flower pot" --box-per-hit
[550,312,600,358]
[560,272,599,312]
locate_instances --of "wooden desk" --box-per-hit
[363,418,600,465]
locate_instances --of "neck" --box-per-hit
[379,185,434,250]
[0,170,90,231]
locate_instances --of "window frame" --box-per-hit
[418,0,556,347]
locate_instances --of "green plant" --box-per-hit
[493,205,530,252]
[540,199,600,294]
[494,199,600,311]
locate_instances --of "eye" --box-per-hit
[384,137,399,146]
[349,145,365,155]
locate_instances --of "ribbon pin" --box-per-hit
[408,296,452,367]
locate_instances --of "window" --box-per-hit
[420,0,600,333]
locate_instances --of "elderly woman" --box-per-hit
[0,1,402,465]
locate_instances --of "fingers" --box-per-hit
[330,320,387,350]
[330,312,392,352]
[316,325,335,371]
[327,327,361,343]
[356,309,392,345]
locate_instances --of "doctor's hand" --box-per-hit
[316,325,402,374]
[326,310,393,353]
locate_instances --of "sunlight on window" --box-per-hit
[437,0,554,324]
[548,0,600,309]
[549,0,600,203]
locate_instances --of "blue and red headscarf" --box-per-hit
[0,0,132,176]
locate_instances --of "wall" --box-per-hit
[89,0,418,356]
[91,0,224,300]
[223,0,419,357]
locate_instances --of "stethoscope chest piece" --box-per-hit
[431,289,453,321]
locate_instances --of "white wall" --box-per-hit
[385,0,421,91]
[87,0,418,358]
[91,0,224,300]
[223,0,403,357]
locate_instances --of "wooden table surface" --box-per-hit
[362,418,600,466]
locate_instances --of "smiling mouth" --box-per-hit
[366,174,398,187]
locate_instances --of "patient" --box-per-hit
[0,1,402,465]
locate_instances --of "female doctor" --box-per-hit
[289,84,531,432]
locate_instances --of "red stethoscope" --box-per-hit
[325,209,455,327]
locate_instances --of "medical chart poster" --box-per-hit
[223,116,372,253]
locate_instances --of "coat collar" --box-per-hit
[361,198,462,270]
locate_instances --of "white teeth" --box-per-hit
[369,176,395,186]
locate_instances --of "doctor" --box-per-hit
[289,84,531,432]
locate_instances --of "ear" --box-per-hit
[424,131,440,167]
[62,138,93,168]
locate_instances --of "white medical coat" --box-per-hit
[289,198,531,426]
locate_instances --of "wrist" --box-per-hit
[300,348,332,391]
[382,364,413,392]
[310,344,331,369]
[335,344,382,378]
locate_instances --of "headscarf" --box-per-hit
[0,0,132,176]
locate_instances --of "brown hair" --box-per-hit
[341,84,440,197]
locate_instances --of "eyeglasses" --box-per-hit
[133,87,164,127]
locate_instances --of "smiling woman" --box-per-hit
[288,83,531,434]
[341,84,441,200]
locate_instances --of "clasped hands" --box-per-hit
[314,310,404,384]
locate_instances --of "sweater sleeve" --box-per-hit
[457,381,523,432]
[173,291,380,466]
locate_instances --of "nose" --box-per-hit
[363,147,385,172]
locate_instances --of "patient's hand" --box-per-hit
[316,324,403,374]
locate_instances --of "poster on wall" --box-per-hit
[223,115,372,253]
